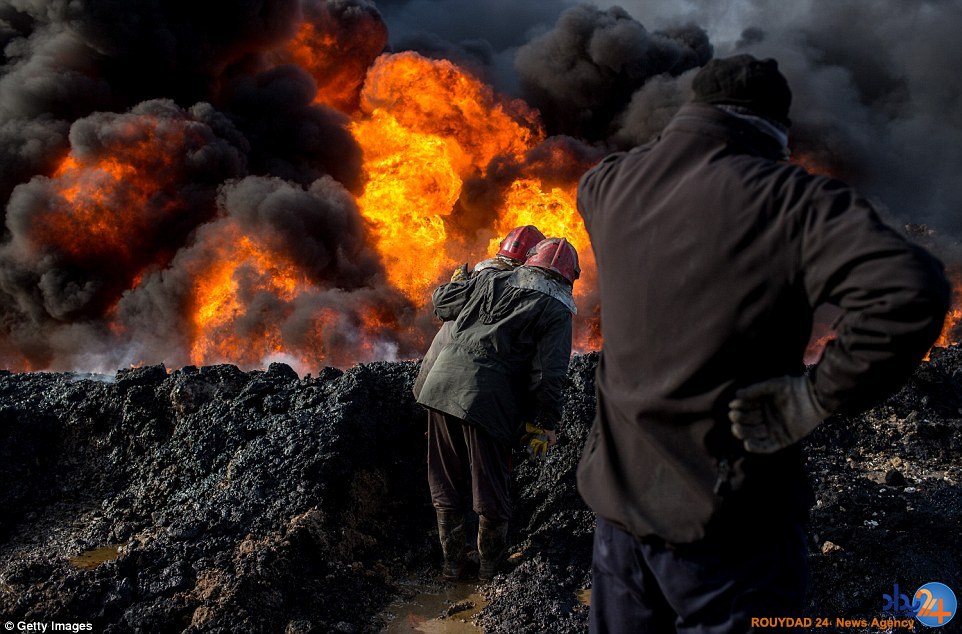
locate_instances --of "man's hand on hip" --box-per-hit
[728,375,830,453]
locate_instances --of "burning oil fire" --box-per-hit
[490,178,600,350]
[15,41,598,372]
[350,52,544,304]
[929,269,962,354]
[189,226,304,367]
[344,52,603,352]
[1,13,955,374]
[42,117,188,276]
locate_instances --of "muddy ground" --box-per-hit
[0,348,960,633]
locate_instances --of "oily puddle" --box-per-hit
[381,580,487,633]
[68,544,121,570]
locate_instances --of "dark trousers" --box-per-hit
[427,409,513,521]
[590,516,809,634]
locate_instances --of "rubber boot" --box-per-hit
[464,512,480,567]
[436,509,465,581]
[477,515,508,581]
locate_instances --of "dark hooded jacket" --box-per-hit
[416,266,574,446]
[575,102,950,543]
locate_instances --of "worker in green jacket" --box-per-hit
[417,237,579,581]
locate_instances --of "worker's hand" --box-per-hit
[521,423,555,458]
[728,375,830,454]
[450,263,470,282]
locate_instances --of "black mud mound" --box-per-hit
[1,349,961,633]
[804,345,962,624]
[0,361,435,633]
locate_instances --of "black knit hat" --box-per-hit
[691,54,792,127]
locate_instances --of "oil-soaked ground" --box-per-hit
[1,349,960,633]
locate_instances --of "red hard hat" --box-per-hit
[497,225,546,262]
[525,237,580,283]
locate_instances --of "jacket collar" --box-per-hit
[660,102,788,161]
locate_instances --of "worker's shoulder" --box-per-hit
[582,143,654,177]
[507,267,577,315]
[767,156,851,200]
[581,149,629,178]
[473,257,513,274]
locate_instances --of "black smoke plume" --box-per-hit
[0,0,959,371]
[514,5,711,141]
[0,0,401,371]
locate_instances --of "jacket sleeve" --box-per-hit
[797,177,950,413]
[576,152,624,229]
[431,277,476,322]
[529,302,573,430]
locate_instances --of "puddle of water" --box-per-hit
[68,545,121,570]
[381,581,487,633]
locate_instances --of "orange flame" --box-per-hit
[490,177,600,351]
[8,32,611,373]
[350,110,461,303]
[189,50,601,367]
[928,269,962,356]
[42,120,180,265]
[283,7,387,113]
[190,225,305,367]
[791,150,839,179]
[349,52,548,306]
[13,16,961,373]
[187,219,413,371]
[359,52,541,171]
[304,301,405,367]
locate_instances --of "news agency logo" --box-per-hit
[914,582,956,628]
[881,583,919,616]
[881,582,956,627]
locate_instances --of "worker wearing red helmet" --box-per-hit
[411,224,544,579]
[475,224,547,273]
[413,225,545,400]
[417,236,579,581]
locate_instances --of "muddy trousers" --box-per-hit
[589,516,809,634]
[426,409,512,522]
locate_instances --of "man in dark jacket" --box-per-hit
[576,55,949,632]
[417,237,580,581]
